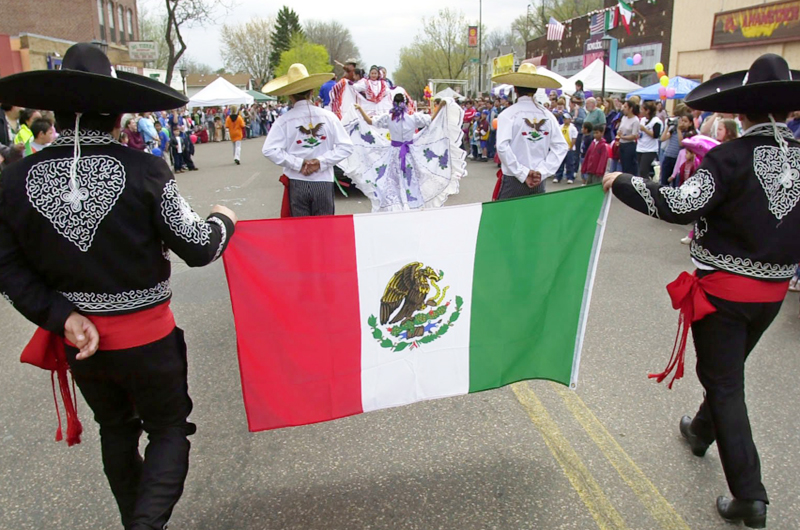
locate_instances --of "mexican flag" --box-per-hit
[618,0,633,34]
[223,187,610,432]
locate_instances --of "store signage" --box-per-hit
[492,53,515,77]
[711,0,800,48]
[128,41,157,61]
[551,55,584,77]
[583,35,618,69]
[617,43,662,72]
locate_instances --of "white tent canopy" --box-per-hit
[187,77,254,108]
[536,66,573,95]
[433,87,465,101]
[566,59,642,95]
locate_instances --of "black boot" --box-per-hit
[679,415,711,457]
[716,496,767,529]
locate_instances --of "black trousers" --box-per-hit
[288,179,335,217]
[619,141,638,175]
[689,287,782,504]
[66,328,195,530]
[497,174,546,199]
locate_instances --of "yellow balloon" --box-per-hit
[660,76,670,87]
[655,62,664,72]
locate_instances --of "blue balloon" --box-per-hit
[626,57,634,66]
[152,148,163,157]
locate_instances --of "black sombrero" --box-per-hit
[0,43,188,113]
[685,53,799,114]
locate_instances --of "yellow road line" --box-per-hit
[552,383,691,530]
[511,383,630,530]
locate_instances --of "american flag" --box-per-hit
[590,13,605,35]
[546,16,565,41]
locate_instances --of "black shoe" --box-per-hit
[235,159,240,165]
[680,415,711,457]
[716,496,767,529]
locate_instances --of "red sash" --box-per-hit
[650,271,790,389]
[20,303,176,446]
[279,175,292,218]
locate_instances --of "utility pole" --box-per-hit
[478,0,482,95]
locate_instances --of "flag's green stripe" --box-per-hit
[468,186,606,392]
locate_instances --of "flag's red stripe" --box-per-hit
[223,215,363,431]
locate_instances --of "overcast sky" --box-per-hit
[142,0,529,77]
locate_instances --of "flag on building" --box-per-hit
[223,187,611,432]
[605,7,619,31]
[590,12,605,35]
[546,16,565,41]
[618,0,634,34]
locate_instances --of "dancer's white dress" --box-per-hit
[339,98,467,212]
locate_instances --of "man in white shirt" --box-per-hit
[491,64,568,198]
[262,63,354,217]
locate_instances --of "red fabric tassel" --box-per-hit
[651,271,790,389]
[279,175,292,218]
[492,169,503,201]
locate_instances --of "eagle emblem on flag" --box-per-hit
[368,262,463,352]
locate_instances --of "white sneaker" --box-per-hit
[789,278,800,292]
[567,180,574,184]
[680,236,692,245]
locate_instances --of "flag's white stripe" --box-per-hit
[354,204,483,413]
[569,192,612,388]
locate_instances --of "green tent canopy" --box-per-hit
[247,90,276,102]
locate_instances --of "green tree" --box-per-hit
[270,6,304,75]
[275,35,333,78]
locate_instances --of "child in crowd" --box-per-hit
[119,132,129,146]
[553,113,578,184]
[170,125,186,173]
[28,118,55,154]
[155,121,169,158]
[181,129,198,171]
[580,122,593,164]
[670,134,720,244]
[716,118,739,143]
[470,119,481,160]
[479,110,491,161]
[581,124,609,185]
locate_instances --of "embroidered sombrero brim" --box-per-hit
[685,68,800,114]
[491,72,562,90]
[262,72,334,97]
[0,69,188,113]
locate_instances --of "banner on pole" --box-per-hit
[468,26,479,48]
[491,54,515,77]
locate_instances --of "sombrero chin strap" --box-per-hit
[769,113,789,159]
[69,113,82,191]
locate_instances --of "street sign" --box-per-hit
[128,41,157,61]
[470,58,480,64]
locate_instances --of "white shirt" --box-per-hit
[374,112,431,142]
[637,117,662,153]
[496,96,568,182]
[618,115,640,143]
[262,100,354,182]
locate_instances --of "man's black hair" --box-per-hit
[19,108,37,126]
[516,86,537,98]
[1,103,14,112]
[746,112,789,124]
[54,112,119,133]
[289,89,313,101]
[31,118,52,140]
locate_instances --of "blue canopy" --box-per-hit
[626,76,701,101]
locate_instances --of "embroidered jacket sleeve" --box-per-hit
[0,195,76,333]
[262,118,304,172]
[315,116,354,173]
[612,149,727,224]
[373,113,391,129]
[412,113,432,130]
[147,158,235,267]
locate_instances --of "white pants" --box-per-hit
[233,140,241,161]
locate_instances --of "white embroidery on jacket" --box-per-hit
[631,176,659,218]
[160,180,211,245]
[59,280,171,312]
[51,130,120,148]
[26,156,126,252]
[658,169,715,215]
[691,244,796,279]
[206,216,227,262]
[753,145,800,220]
[694,217,708,240]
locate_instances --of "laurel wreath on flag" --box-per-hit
[368,296,464,353]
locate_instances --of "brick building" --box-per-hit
[0,0,142,74]
[525,0,675,88]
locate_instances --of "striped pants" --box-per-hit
[496,174,546,200]
[289,179,335,217]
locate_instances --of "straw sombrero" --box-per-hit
[491,63,562,90]
[262,63,334,97]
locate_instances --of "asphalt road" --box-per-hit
[1,137,799,530]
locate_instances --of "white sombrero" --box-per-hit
[491,63,562,90]
[262,63,334,97]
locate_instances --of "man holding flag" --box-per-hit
[603,54,800,529]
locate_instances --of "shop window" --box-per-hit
[127,9,134,42]
[118,5,126,44]
[97,0,106,41]
[107,1,116,42]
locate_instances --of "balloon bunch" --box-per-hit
[654,63,676,99]
[625,53,643,67]
[423,86,432,101]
